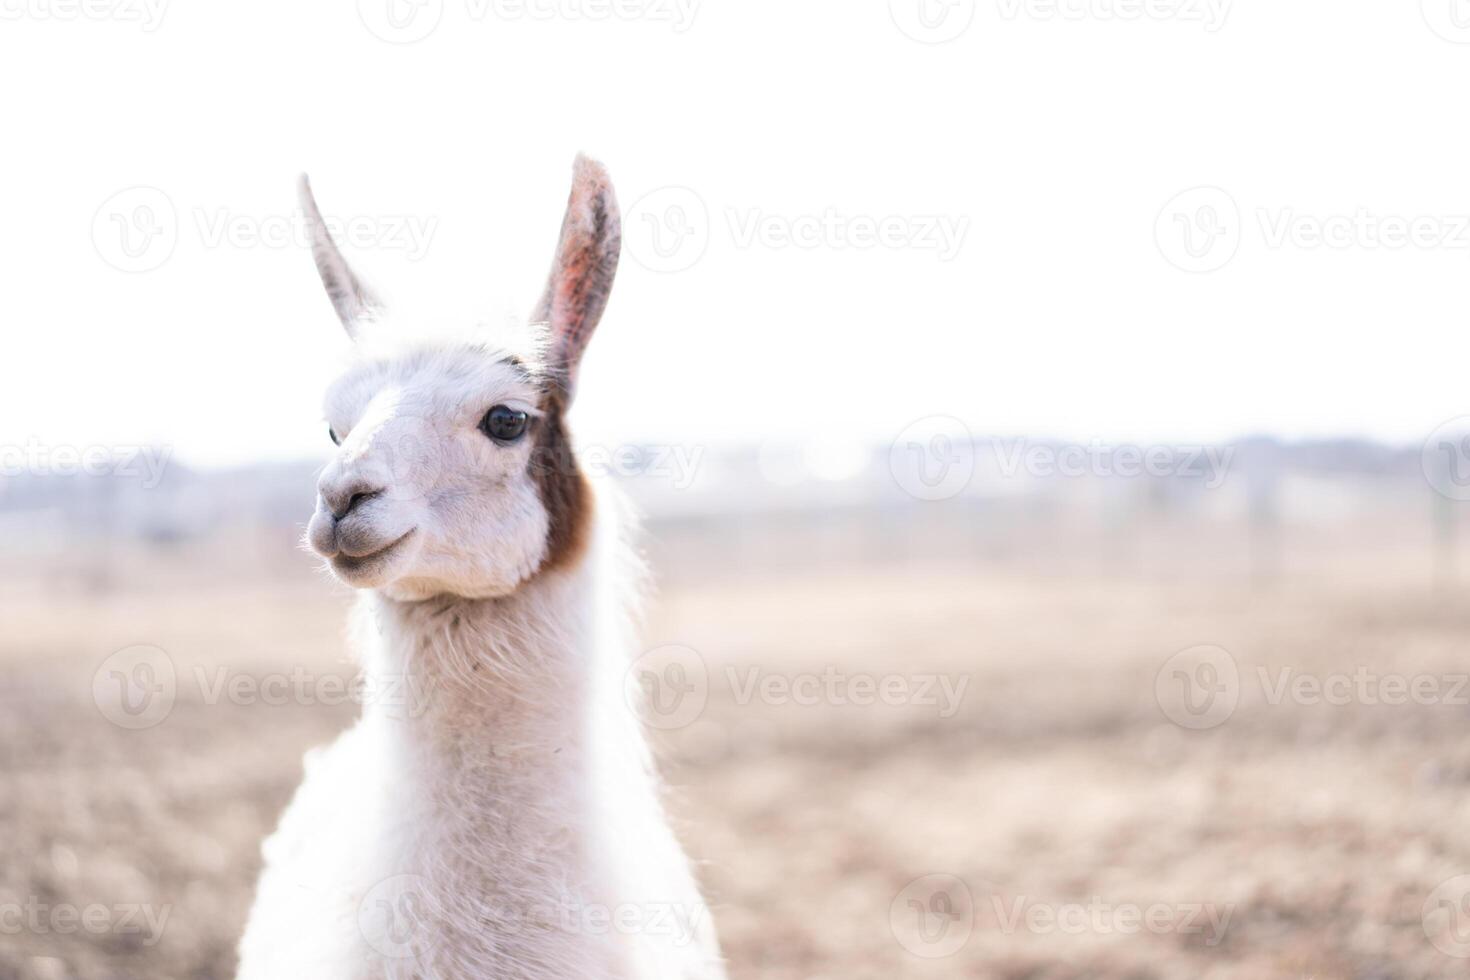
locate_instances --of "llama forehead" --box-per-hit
[325,346,544,427]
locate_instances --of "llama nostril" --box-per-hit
[326,486,383,522]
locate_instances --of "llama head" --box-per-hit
[300,156,620,601]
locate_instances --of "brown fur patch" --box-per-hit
[529,391,592,574]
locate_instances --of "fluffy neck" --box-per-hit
[350,524,653,977]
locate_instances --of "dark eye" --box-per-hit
[480,405,529,443]
[329,427,341,446]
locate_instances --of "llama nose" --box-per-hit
[322,482,383,522]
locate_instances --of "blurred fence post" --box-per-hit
[1246,443,1282,587]
[1434,488,1456,592]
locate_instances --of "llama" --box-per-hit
[235,156,726,980]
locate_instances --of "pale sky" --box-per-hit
[3,1,1470,468]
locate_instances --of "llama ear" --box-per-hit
[297,174,381,338]
[533,154,621,397]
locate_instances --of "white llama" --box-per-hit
[235,156,726,980]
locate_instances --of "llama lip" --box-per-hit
[330,530,415,574]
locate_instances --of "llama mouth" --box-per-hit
[330,530,416,575]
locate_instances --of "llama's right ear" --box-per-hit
[533,155,621,399]
[298,174,381,338]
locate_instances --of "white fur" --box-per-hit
[237,167,725,980]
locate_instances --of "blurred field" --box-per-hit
[5,496,1470,979]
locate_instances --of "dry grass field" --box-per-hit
[4,508,1470,979]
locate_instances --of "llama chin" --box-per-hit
[235,156,727,980]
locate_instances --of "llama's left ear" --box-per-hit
[533,154,621,398]
[298,174,382,339]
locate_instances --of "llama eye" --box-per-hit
[329,427,341,446]
[481,405,529,443]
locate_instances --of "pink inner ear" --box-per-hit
[543,161,621,390]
